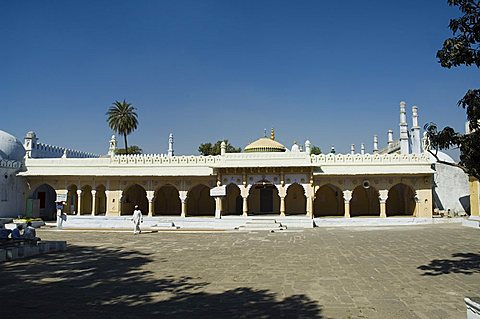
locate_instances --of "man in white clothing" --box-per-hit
[132,205,143,235]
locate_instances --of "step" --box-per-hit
[151,222,179,229]
[246,219,279,224]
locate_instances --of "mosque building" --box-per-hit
[0,102,474,229]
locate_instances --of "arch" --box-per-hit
[154,184,181,216]
[314,184,344,217]
[386,183,416,216]
[224,183,242,215]
[351,185,380,217]
[285,183,306,215]
[187,184,215,216]
[80,185,92,215]
[95,184,107,215]
[248,180,280,215]
[121,184,148,215]
[31,184,57,221]
[66,184,78,214]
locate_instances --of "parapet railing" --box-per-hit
[111,154,222,165]
[311,152,430,164]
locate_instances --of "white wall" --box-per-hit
[0,167,25,218]
[433,163,470,214]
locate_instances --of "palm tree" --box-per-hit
[106,100,138,155]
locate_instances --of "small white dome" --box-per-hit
[291,142,300,152]
[0,130,25,161]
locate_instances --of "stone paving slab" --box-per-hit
[0,224,479,318]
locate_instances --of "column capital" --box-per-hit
[343,190,352,203]
[76,189,83,196]
[379,189,389,203]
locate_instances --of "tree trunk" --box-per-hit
[124,133,128,155]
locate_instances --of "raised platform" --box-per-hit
[47,215,315,230]
[0,241,67,263]
[463,216,480,229]
[38,215,465,230]
[313,216,464,227]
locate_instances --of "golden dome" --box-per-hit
[244,137,286,153]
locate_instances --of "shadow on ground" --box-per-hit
[0,245,323,318]
[418,252,480,276]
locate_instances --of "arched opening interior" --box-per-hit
[66,184,78,215]
[248,181,280,215]
[386,183,416,216]
[224,183,242,215]
[121,184,148,215]
[314,184,344,217]
[80,185,92,215]
[285,183,306,215]
[351,185,380,217]
[187,184,215,216]
[31,184,57,220]
[95,184,107,215]
[154,185,181,216]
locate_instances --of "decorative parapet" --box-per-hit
[111,154,222,165]
[0,159,22,169]
[311,152,430,164]
[31,143,99,159]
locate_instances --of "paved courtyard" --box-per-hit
[1,223,479,318]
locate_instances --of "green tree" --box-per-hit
[106,100,139,155]
[198,140,241,155]
[310,145,322,155]
[116,145,143,155]
[425,0,480,179]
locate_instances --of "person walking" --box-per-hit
[132,205,143,235]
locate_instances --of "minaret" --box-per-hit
[360,143,365,155]
[24,131,38,158]
[373,135,378,153]
[270,128,275,140]
[411,106,421,154]
[168,133,174,157]
[330,145,336,154]
[220,141,226,156]
[399,101,410,154]
[108,135,117,158]
[388,129,394,148]
[351,144,355,154]
[305,140,311,155]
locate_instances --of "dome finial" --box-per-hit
[271,128,275,140]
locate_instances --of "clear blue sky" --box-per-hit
[1,1,478,156]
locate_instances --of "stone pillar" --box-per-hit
[306,196,313,217]
[179,191,187,217]
[118,192,122,216]
[280,196,286,216]
[343,190,352,218]
[242,195,248,217]
[76,189,82,215]
[215,197,223,219]
[379,190,389,218]
[147,191,154,217]
[91,190,97,216]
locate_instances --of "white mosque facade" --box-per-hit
[0,102,472,228]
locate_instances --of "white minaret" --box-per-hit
[168,133,174,157]
[399,101,410,154]
[350,144,355,154]
[305,140,311,155]
[373,135,378,153]
[220,141,226,156]
[411,106,421,154]
[360,143,365,155]
[388,129,394,148]
[108,135,117,158]
[24,131,38,158]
